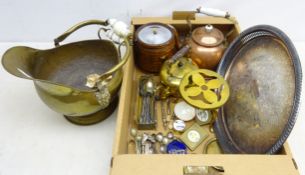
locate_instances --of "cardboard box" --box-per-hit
[110,15,300,175]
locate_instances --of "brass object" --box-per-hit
[160,98,173,130]
[215,25,302,154]
[166,98,172,127]
[179,69,229,110]
[172,11,196,20]
[137,75,156,129]
[181,123,208,151]
[183,166,224,175]
[159,45,198,99]
[160,45,198,88]
[187,24,226,69]
[2,20,131,125]
[203,138,223,154]
[134,23,179,73]
[161,100,168,130]
[195,109,212,125]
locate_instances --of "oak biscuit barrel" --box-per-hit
[134,23,179,73]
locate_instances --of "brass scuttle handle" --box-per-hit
[54,19,131,108]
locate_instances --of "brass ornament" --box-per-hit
[160,57,198,88]
[179,69,229,109]
[159,45,198,99]
[203,138,223,154]
[184,165,224,175]
[95,80,111,109]
[2,19,131,125]
[181,123,208,151]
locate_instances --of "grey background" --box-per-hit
[0,0,305,42]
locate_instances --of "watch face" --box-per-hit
[187,130,201,143]
[196,110,209,122]
[181,123,208,151]
[196,109,211,125]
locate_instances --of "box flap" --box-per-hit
[110,154,299,175]
[131,17,238,25]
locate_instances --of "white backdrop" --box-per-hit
[0,1,305,175]
[0,0,305,42]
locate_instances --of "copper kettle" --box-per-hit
[187,24,226,70]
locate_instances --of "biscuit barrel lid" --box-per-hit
[214,25,302,154]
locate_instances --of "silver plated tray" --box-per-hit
[214,25,302,154]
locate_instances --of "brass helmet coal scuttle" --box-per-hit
[2,19,131,125]
[188,24,226,69]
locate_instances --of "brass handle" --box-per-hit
[54,20,107,47]
[53,19,131,84]
[93,35,130,108]
[100,36,131,81]
[54,19,131,108]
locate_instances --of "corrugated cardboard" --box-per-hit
[110,16,299,175]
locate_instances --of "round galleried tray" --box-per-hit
[214,25,302,154]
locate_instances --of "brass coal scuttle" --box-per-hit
[2,19,131,125]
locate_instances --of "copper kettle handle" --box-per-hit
[196,6,230,18]
[170,45,191,62]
